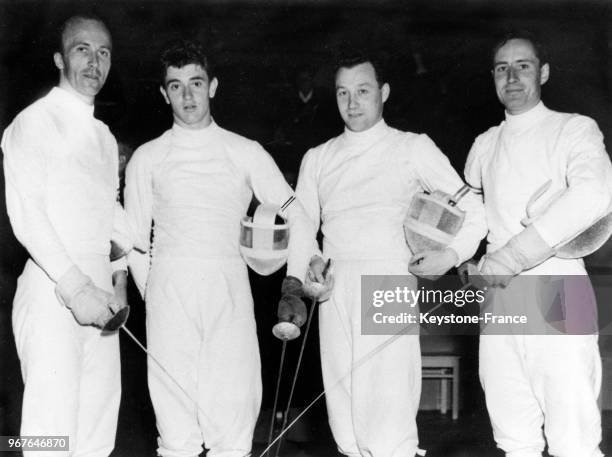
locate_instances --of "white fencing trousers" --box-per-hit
[480,333,602,457]
[12,257,120,457]
[145,257,261,457]
[319,259,422,457]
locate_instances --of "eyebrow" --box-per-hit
[494,58,536,66]
[335,81,376,89]
[165,76,206,85]
[68,41,90,49]
[68,41,112,51]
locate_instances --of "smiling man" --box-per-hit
[294,51,486,457]
[465,30,612,457]
[1,14,132,457]
[124,39,315,457]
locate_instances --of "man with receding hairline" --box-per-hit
[2,14,132,456]
[54,16,113,102]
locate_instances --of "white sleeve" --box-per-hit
[532,116,612,247]
[127,249,150,298]
[1,111,75,282]
[464,136,485,196]
[295,148,323,261]
[124,146,154,297]
[409,134,487,263]
[246,142,318,281]
[110,200,130,272]
[295,149,321,232]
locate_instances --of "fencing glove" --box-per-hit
[480,225,554,287]
[274,276,307,340]
[55,266,118,328]
[409,247,459,281]
[277,276,307,327]
[304,256,334,301]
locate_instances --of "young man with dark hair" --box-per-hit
[294,50,486,457]
[490,29,548,72]
[465,30,612,457]
[2,14,131,456]
[124,39,315,457]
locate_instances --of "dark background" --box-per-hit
[2,0,612,455]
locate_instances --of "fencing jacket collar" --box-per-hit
[342,118,388,146]
[504,101,548,133]
[49,86,95,118]
[171,119,219,146]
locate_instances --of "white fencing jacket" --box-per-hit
[2,86,130,280]
[125,121,316,293]
[465,102,612,274]
[296,119,486,264]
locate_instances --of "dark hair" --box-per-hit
[160,39,214,86]
[492,29,548,67]
[57,15,111,55]
[333,50,387,86]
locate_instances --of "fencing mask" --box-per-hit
[240,203,290,276]
[403,185,469,254]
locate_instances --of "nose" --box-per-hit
[507,66,518,82]
[348,93,358,109]
[87,50,98,68]
[183,86,193,100]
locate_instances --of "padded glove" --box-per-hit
[408,248,459,281]
[56,266,117,328]
[277,276,307,327]
[480,225,554,287]
[304,256,334,301]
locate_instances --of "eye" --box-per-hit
[494,64,507,74]
[76,46,88,53]
[98,49,111,59]
[192,80,204,88]
[168,82,180,91]
[519,63,531,70]
[358,88,369,96]
[336,89,347,97]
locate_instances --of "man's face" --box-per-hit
[54,19,112,102]
[493,38,549,115]
[160,64,218,130]
[335,62,389,132]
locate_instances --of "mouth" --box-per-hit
[504,86,523,94]
[183,104,198,112]
[83,72,101,81]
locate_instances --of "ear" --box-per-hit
[209,77,219,99]
[159,86,170,105]
[381,82,390,103]
[53,52,64,70]
[540,63,550,86]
